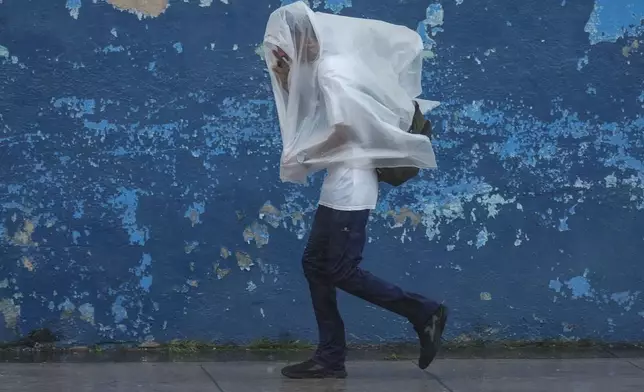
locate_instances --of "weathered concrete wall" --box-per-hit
[0,0,643,346]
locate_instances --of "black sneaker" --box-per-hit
[416,304,449,370]
[281,359,348,379]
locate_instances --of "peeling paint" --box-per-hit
[475,227,489,248]
[111,295,128,323]
[133,253,153,292]
[235,251,254,271]
[577,55,589,71]
[184,241,199,254]
[611,291,640,311]
[0,299,20,329]
[417,3,444,53]
[107,0,169,19]
[566,270,594,299]
[11,220,37,246]
[98,45,125,54]
[324,0,351,13]
[622,39,639,57]
[52,97,95,118]
[214,263,231,279]
[480,292,492,301]
[21,256,35,272]
[66,0,81,19]
[109,188,149,246]
[79,303,95,325]
[185,202,205,226]
[259,202,281,228]
[549,279,563,293]
[243,221,270,248]
[58,298,76,319]
[584,0,644,45]
[388,207,421,228]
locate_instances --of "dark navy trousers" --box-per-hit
[302,205,440,368]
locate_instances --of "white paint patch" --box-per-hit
[199,0,213,6]
[476,227,489,248]
[610,291,639,311]
[604,173,618,188]
[79,303,95,325]
[577,55,589,71]
[480,292,492,301]
[246,280,257,292]
[425,4,444,27]
[0,299,20,329]
[607,318,615,333]
[574,178,592,189]
[110,28,118,37]
[0,45,9,59]
[478,194,516,218]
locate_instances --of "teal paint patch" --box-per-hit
[109,188,149,246]
[52,97,96,118]
[66,0,81,19]
[585,0,644,45]
[134,253,153,292]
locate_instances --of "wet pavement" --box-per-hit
[1,358,643,391]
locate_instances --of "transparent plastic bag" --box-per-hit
[264,1,438,183]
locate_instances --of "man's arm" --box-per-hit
[301,124,351,161]
[272,49,290,92]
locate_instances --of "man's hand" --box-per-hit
[272,49,290,91]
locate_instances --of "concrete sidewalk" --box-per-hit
[1,358,643,391]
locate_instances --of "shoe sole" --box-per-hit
[281,370,348,379]
[419,306,449,370]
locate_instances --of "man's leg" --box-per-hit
[281,207,348,379]
[324,207,448,369]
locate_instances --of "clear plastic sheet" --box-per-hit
[264,1,438,183]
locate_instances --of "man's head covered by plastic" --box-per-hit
[265,1,320,65]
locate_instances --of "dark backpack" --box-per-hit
[376,101,433,186]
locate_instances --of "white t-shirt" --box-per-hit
[319,166,379,211]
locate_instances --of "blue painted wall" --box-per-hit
[0,0,643,345]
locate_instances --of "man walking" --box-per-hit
[264,2,448,379]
